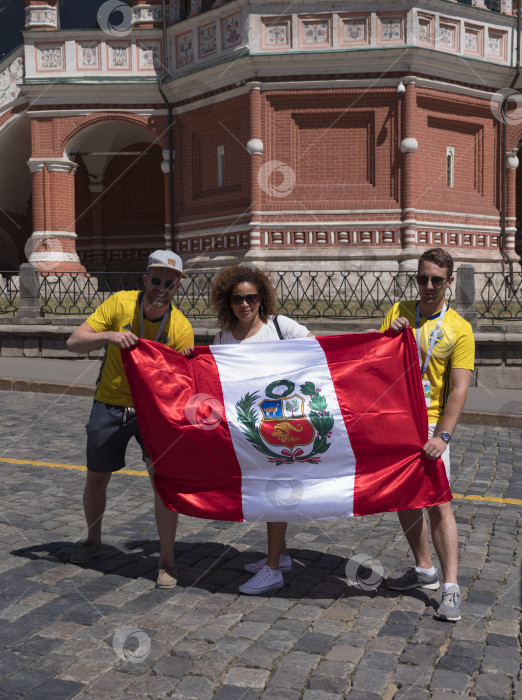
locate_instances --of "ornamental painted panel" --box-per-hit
[176,30,194,67]
[221,13,242,49]
[260,17,291,50]
[377,14,405,44]
[0,56,24,108]
[298,16,332,48]
[199,23,217,58]
[339,15,370,47]
[377,12,404,44]
[137,40,162,70]
[167,0,180,22]
[25,7,57,29]
[438,19,460,52]
[133,5,163,23]
[35,43,64,71]
[464,24,483,57]
[416,13,435,47]
[107,42,131,69]
[77,42,100,70]
[488,30,507,61]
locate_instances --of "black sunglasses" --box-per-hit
[150,277,176,289]
[231,293,259,305]
[416,275,448,287]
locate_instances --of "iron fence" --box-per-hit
[0,272,18,316]
[1,269,521,321]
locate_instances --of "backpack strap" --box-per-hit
[273,315,283,340]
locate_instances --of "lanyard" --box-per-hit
[415,302,447,377]
[139,296,170,343]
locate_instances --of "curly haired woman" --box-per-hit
[183,264,314,594]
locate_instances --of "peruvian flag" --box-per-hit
[122,330,450,522]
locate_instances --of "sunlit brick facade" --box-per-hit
[0,0,520,273]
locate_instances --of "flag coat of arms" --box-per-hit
[122,330,450,522]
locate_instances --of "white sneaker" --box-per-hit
[238,565,284,595]
[244,554,292,574]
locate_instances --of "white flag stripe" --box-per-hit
[210,338,356,522]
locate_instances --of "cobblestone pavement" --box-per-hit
[0,391,520,699]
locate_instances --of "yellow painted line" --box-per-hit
[1,457,522,505]
[452,492,522,506]
[0,457,147,476]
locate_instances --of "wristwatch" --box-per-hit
[439,432,451,444]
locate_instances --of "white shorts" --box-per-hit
[428,423,450,482]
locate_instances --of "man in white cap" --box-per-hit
[66,250,193,588]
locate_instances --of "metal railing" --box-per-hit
[1,269,521,321]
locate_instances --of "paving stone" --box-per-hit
[22,679,85,700]
[266,666,313,690]
[294,632,336,654]
[325,644,363,664]
[437,654,480,675]
[171,675,215,699]
[236,645,283,670]
[211,686,260,700]
[399,644,440,666]
[153,655,193,678]
[189,651,234,680]
[351,668,391,695]
[430,669,472,693]
[481,645,520,675]
[302,691,344,700]
[485,633,519,647]
[392,689,430,700]
[221,667,270,689]
[392,663,433,688]
[125,674,178,697]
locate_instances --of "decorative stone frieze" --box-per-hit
[24,4,58,30]
[0,56,24,108]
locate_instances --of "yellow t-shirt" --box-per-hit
[379,301,475,423]
[87,290,194,406]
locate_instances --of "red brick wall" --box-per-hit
[414,91,499,217]
[175,94,251,221]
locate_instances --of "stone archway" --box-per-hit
[66,118,165,271]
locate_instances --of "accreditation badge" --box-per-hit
[422,379,431,408]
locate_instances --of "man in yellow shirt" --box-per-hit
[66,250,194,588]
[379,248,475,621]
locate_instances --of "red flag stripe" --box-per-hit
[122,341,244,520]
[317,330,450,515]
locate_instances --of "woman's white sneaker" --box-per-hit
[238,565,284,595]
[244,554,292,574]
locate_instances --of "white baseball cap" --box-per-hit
[147,250,186,278]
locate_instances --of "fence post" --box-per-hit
[17,263,40,318]
[456,264,477,329]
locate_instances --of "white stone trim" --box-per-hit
[251,209,402,216]
[31,231,78,239]
[29,252,80,263]
[27,157,77,173]
[25,109,166,117]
